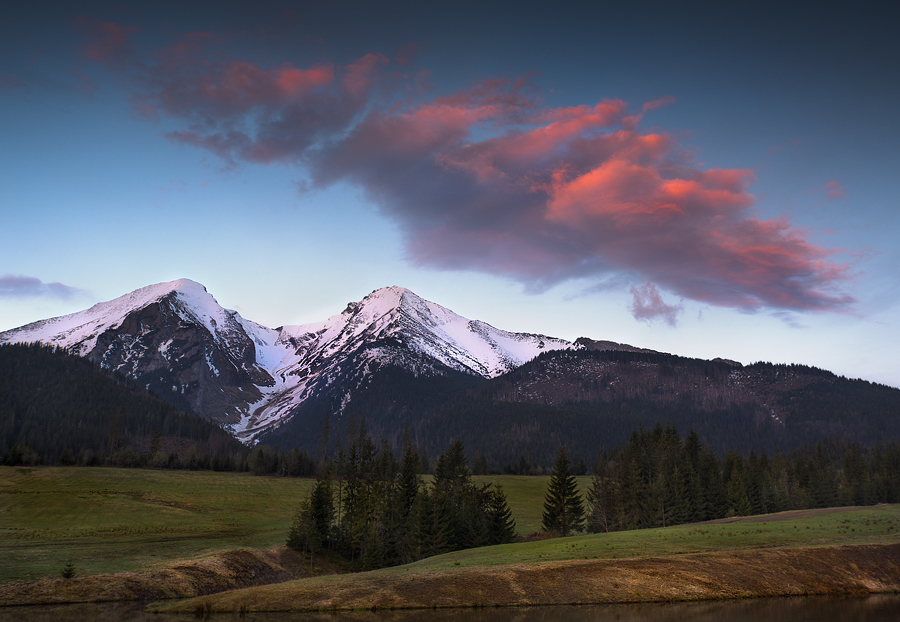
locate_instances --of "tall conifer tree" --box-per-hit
[542,446,585,536]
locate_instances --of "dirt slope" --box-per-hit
[152,543,900,614]
[0,548,309,606]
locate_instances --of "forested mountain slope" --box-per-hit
[0,343,244,466]
[261,349,900,468]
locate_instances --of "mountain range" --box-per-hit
[3,278,899,463]
[0,279,572,442]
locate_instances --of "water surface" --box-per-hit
[2,595,899,621]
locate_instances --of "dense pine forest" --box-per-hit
[260,349,900,467]
[583,424,900,533]
[4,342,900,537]
[0,343,247,469]
[287,426,516,570]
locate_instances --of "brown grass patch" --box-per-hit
[0,548,313,606]
[150,543,900,614]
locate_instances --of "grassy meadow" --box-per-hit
[402,504,900,573]
[3,466,899,588]
[0,466,315,584]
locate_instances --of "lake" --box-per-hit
[1,595,899,621]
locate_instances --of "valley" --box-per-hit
[2,467,899,610]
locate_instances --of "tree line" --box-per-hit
[260,348,900,465]
[286,425,516,571]
[538,423,900,537]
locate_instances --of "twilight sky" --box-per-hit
[2,1,899,387]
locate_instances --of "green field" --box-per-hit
[3,466,899,587]
[469,474,591,535]
[1,467,584,584]
[0,467,315,584]
[403,504,900,573]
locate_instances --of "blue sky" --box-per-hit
[2,1,899,387]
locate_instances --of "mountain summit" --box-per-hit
[0,280,572,440]
[0,279,275,427]
[5,280,900,459]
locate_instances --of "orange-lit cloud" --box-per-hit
[81,24,855,315]
[823,180,847,199]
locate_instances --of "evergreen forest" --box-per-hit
[287,427,516,570]
[259,350,900,467]
[0,343,246,469]
[583,423,900,533]
[4,341,900,546]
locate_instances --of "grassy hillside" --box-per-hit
[0,467,315,584]
[4,466,898,587]
[151,542,900,613]
[403,504,900,573]
[2,468,584,584]
[150,507,900,613]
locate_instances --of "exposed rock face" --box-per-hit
[0,280,574,440]
[84,292,271,424]
[0,279,275,426]
[574,336,658,354]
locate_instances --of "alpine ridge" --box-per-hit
[0,279,574,441]
[4,279,900,461]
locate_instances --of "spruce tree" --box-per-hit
[726,468,752,517]
[485,485,517,543]
[586,452,617,533]
[541,446,585,536]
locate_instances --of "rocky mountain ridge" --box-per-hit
[0,279,579,441]
[4,279,899,460]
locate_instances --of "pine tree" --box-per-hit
[586,453,617,533]
[484,485,517,544]
[286,474,333,560]
[433,438,472,548]
[398,438,421,521]
[541,446,585,536]
[726,467,752,517]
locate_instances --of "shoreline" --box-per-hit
[147,542,900,614]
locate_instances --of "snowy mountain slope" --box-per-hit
[0,280,575,441]
[232,286,573,440]
[0,279,276,424]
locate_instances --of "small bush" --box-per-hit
[61,562,77,579]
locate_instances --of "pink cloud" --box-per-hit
[343,53,388,97]
[0,275,84,299]
[622,95,677,129]
[808,180,847,200]
[314,82,852,312]
[82,25,855,315]
[824,180,846,199]
[395,42,422,66]
[75,17,137,65]
[630,283,682,326]
[642,95,677,112]
[78,23,383,166]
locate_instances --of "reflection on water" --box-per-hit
[0,602,177,622]
[1,595,899,622]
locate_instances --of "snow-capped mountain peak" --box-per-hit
[1,280,574,441]
[1,278,218,355]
